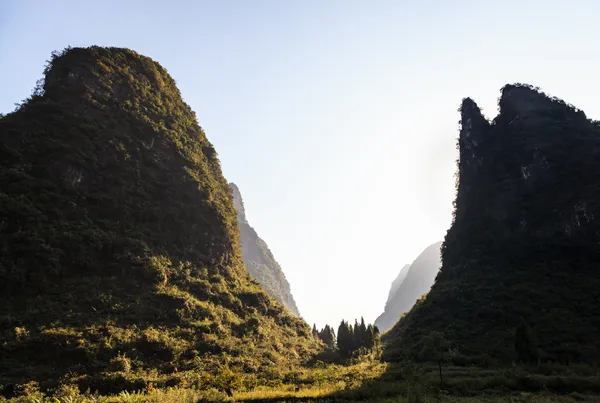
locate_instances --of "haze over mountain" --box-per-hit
[384,84,600,364]
[375,242,442,333]
[230,183,300,316]
[382,264,410,310]
[0,46,318,391]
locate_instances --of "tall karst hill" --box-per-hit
[230,183,300,316]
[375,241,442,333]
[0,46,319,393]
[383,84,600,364]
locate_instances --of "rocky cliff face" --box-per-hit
[375,243,441,333]
[0,46,318,393]
[229,183,300,316]
[383,264,410,310]
[384,84,600,363]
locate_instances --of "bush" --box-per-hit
[108,353,132,373]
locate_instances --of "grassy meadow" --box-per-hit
[4,359,600,403]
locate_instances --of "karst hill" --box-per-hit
[375,241,442,333]
[230,183,300,316]
[0,46,319,393]
[384,84,600,364]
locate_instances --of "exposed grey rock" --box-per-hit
[230,183,300,316]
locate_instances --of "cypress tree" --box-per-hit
[337,319,381,357]
[359,317,367,347]
[337,320,353,358]
[372,325,381,356]
[366,324,375,349]
[319,325,336,349]
[349,319,358,353]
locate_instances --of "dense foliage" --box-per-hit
[313,324,336,349]
[336,319,380,359]
[0,46,320,395]
[229,183,300,316]
[384,84,600,364]
[515,318,539,364]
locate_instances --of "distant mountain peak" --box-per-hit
[229,183,300,316]
[383,264,410,309]
[375,242,442,333]
[229,182,246,222]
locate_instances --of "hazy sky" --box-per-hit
[2,0,600,328]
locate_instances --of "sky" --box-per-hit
[2,0,600,329]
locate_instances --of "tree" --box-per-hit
[420,331,449,386]
[312,324,318,338]
[336,318,381,360]
[359,317,367,345]
[318,325,336,349]
[515,318,538,364]
[215,363,242,397]
[365,324,375,349]
[366,324,380,350]
[337,320,353,358]
[372,325,381,358]
[349,321,356,352]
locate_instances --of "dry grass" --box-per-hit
[4,362,600,403]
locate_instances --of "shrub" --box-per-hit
[108,353,132,373]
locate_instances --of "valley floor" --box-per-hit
[4,361,600,403]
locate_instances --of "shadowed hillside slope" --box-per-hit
[375,242,441,333]
[384,84,600,364]
[0,46,319,394]
[230,183,300,316]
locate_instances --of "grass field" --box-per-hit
[3,360,600,403]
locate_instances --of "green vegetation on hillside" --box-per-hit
[384,84,600,365]
[0,46,319,395]
[2,49,600,403]
[229,183,300,316]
